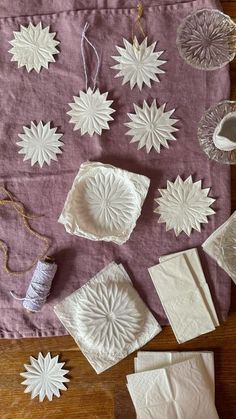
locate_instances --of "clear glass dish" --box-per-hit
[176,9,236,71]
[198,100,236,164]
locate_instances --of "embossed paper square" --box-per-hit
[58,162,150,245]
[54,262,161,374]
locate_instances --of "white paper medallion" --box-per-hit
[125,101,178,153]
[9,23,60,73]
[17,121,63,168]
[58,162,150,244]
[67,88,115,137]
[54,262,161,374]
[111,37,166,90]
[154,176,215,236]
[21,352,69,402]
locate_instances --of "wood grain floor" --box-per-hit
[1,2,236,418]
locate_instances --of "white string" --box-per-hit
[10,260,57,312]
[81,22,100,92]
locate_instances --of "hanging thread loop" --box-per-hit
[132,2,146,49]
[81,22,100,92]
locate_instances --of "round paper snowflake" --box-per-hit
[176,9,236,70]
[17,121,63,168]
[125,101,178,153]
[21,352,69,402]
[154,176,215,236]
[76,281,142,353]
[83,171,138,233]
[9,23,60,73]
[67,88,115,137]
[74,170,139,239]
[111,37,166,90]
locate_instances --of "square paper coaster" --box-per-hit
[54,262,161,373]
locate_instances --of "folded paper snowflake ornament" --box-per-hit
[154,176,215,236]
[58,161,150,244]
[9,23,60,73]
[125,101,178,153]
[21,352,69,402]
[112,37,166,90]
[54,262,161,374]
[67,88,115,137]
[17,121,63,168]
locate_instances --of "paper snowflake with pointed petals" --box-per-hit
[9,23,60,73]
[21,352,69,402]
[67,88,115,136]
[125,101,178,153]
[17,121,63,168]
[154,176,215,236]
[111,37,166,90]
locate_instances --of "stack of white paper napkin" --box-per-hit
[148,248,219,343]
[127,351,219,419]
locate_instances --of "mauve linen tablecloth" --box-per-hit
[0,0,231,338]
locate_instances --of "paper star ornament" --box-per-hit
[155,176,215,236]
[21,352,69,402]
[17,121,63,168]
[125,101,178,153]
[9,22,60,73]
[67,88,115,137]
[112,37,166,90]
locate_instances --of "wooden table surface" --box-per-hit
[1,2,236,418]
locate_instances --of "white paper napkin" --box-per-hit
[159,249,219,327]
[134,351,215,398]
[148,254,216,343]
[203,211,236,284]
[54,262,161,373]
[127,356,219,419]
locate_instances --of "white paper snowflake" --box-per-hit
[21,352,69,402]
[9,22,60,73]
[67,88,115,137]
[154,176,215,236]
[111,37,166,90]
[17,121,63,168]
[125,101,178,153]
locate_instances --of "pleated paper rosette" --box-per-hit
[58,162,150,245]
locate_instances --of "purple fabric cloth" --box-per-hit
[0,0,231,338]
